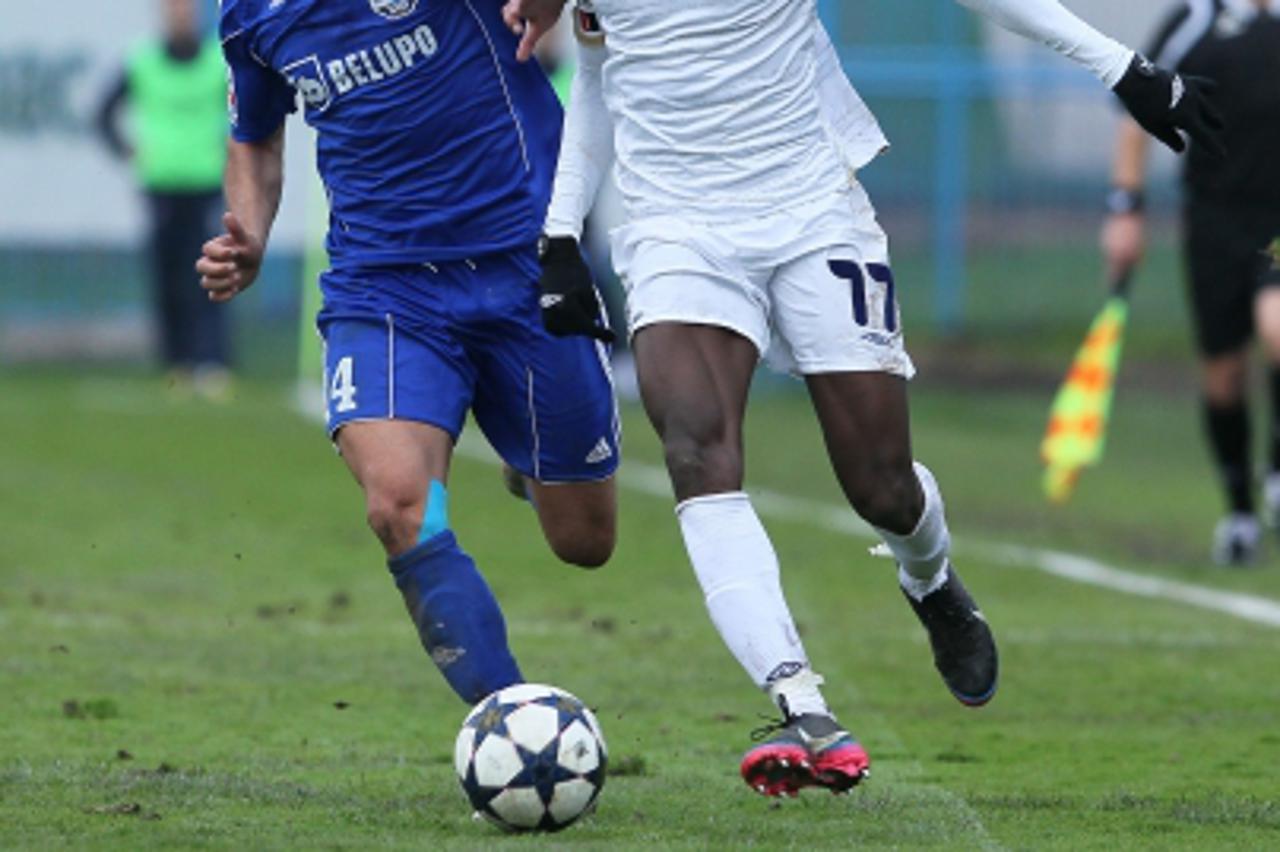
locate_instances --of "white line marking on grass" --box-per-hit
[455,441,1280,630]
[978,542,1280,629]
[64,374,1280,631]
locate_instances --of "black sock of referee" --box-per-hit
[1203,399,1253,515]
[1269,368,1280,474]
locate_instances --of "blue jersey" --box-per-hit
[220,0,562,268]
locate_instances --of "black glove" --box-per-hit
[537,235,616,343]
[1113,53,1225,158]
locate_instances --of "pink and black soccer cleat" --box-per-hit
[740,713,870,797]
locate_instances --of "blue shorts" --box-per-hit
[316,252,620,483]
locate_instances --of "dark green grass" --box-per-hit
[3,369,1280,849]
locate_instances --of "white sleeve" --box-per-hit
[956,0,1135,88]
[543,38,614,240]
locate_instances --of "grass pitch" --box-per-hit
[3,368,1280,849]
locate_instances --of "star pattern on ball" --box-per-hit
[454,684,606,832]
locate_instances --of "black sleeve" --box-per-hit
[94,71,131,161]
[1145,2,1195,69]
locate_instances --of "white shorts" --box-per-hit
[611,183,914,378]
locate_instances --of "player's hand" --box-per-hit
[1113,54,1225,158]
[196,212,264,303]
[537,236,616,343]
[501,0,567,62]
[1101,213,1146,281]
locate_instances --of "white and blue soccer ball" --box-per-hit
[454,683,607,832]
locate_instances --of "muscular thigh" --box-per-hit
[634,324,755,438]
[806,370,920,532]
[632,322,757,499]
[806,371,913,467]
[337,419,453,496]
[337,419,455,556]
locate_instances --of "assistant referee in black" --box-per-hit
[1102,0,1280,566]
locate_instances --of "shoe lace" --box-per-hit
[749,712,792,742]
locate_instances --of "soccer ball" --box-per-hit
[454,683,607,832]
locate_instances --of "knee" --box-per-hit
[545,505,615,569]
[549,527,615,569]
[663,435,743,499]
[365,484,424,556]
[1203,356,1247,407]
[847,462,923,535]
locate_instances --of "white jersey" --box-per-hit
[581,0,887,220]
[546,0,1130,237]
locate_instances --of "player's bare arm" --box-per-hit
[955,0,1224,156]
[501,0,567,62]
[1100,120,1152,279]
[196,127,284,302]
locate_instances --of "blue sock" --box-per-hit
[388,528,523,705]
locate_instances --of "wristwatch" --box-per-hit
[1106,188,1146,216]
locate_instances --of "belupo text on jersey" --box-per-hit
[283,23,437,112]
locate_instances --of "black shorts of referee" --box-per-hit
[1184,201,1280,357]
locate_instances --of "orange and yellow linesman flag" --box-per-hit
[1041,271,1133,504]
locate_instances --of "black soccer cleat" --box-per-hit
[903,566,998,707]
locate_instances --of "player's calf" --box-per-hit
[386,479,524,703]
[841,457,923,535]
[389,524,524,704]
[504,464,617,568]
[528,477,617,569]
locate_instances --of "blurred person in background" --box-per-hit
[96,0,233,400]
[1102,0,1280,566]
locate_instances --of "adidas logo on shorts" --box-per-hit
[585,437,613,464]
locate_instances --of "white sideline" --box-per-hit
[455,440,1280,630]
[275,385,1280,629]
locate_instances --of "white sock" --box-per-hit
[676,492,818,701]
[876,462,951,601]
[767,668,831,718]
